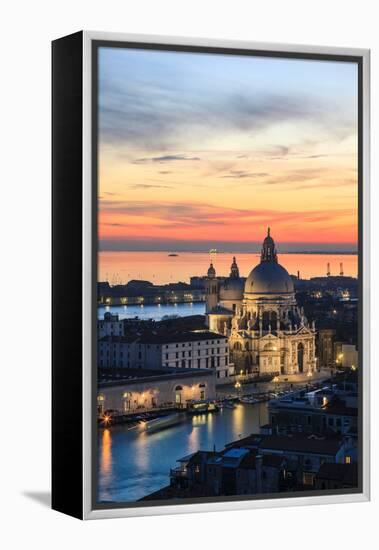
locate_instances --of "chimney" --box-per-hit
[297,270,300,279]
[327,263,331,277]
[340,262,344,276]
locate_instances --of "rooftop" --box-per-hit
[98,366,214,388]
[99,330,226,345]
[226,433,344,456]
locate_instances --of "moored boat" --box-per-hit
[187,399,219,415]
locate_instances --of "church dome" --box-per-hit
[244,228,294,296]
[244,262,294,295]
[219,277,244,301]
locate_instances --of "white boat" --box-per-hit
[140,412,183,433]
[240,396,259,404]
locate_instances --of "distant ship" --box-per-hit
[168,253,178,257]
[209,248,218,254]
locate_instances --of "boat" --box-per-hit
[139,412,183,433]
[224,401,236,409]
[187,400,219,415]
[240,396,259,404]
[168,253,178,257]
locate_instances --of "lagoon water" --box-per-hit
[98,301,205,320]
[99,251,358,285]
[98,403,268,503]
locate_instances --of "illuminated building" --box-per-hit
[97,367,216,413]
[206,229,317,375]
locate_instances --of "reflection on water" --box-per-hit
[98,403,268,503]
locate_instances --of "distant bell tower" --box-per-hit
[230,256,240,278]
[261,227,278,263]
[205,262,219,316]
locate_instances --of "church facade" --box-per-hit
[205,229,316,376]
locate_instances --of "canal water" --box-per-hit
[98,402,268,503]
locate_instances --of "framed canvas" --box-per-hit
[52,31,370,520]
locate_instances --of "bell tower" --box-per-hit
[205,262,219,315]
[230,256,240,278]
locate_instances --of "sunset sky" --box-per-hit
[98,46,358,252]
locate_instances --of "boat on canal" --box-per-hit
[139,412,184,433]
[239,396,259,404]
[186,399,219,415]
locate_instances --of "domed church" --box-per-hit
[205,229,316,376]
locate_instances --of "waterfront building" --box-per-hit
[206,229,317,376]
[98,329,233,380]
[98,279,205,306]
[268,374,358,437]
[98,312,125,338]
[97,367,216,414]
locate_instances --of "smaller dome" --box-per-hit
[219,277,244,301]
[207,262,216,278]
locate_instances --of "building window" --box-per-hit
[345,456,351,464]
[303,472,315,486]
